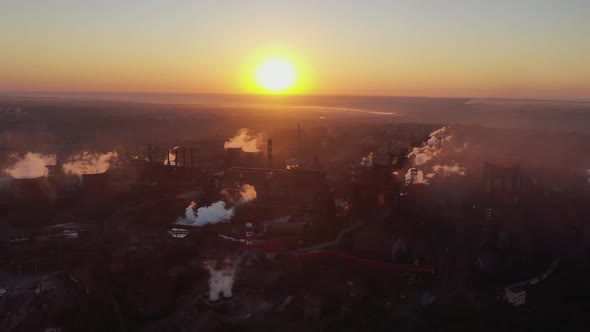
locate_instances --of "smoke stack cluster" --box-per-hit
[224,128,263,153]
[4,153,56,179]
[177,184,257,227]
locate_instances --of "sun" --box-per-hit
[255,57,297,93]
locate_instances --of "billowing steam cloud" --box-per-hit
[405,168,425,185]
[404,127,470,185]
[204,258,238,302]
[4,153,56,179]
[407,127,449,166]
[177,184,257,227]
[179,201,234,227]
[62,151,118,175]
[224,128,263,152]
[164,146,180,166]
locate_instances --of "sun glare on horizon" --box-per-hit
[254,57,297,93]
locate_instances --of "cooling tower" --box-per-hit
[81,172,109,198]
[243,151,264,168]
[225,147,243,168]
[11,176,52,202]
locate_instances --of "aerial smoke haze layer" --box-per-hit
[224,128,263,152]
[4,153,56,179]
[62,151,118,175]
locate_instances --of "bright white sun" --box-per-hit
[255,58,297,93]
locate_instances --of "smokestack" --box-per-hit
[297,123,300,155]
[388,141,393,166]
[267,139,273,169]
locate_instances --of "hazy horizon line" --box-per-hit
[0,89,588,104]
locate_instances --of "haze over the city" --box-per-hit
[1,0,589,99]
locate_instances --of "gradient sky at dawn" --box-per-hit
[1,0,589,99]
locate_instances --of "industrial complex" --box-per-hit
[1,121,589,332]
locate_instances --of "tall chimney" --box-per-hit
[267,139,273,169]
[297,123,300,156]
[388,141,393,165]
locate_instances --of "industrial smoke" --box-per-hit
[224,128,263,152]
[4,153,56,179]
[405,168,425,185]
[407,127,449,167]
[431,163,467,177]
[164,146,180,166]
[62,151,118,175]
[404,126,470,184]
[177,184,257,227]
[204,258,238,302]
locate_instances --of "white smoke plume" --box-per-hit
[404,168,425,185]
[178,201,235,227]
[432,163,467,177]
[404,127,470,184]
[422,163,468,183]
[224,128,263,152]
[62,151,118,175]
[204,258,238,302]
[413,151,435,166]
[177,184,257,227]
[164,146,180,166]
[4,153,56,179]
[238,183,257,202]
[427,136,439,147]
[407,127,449,167]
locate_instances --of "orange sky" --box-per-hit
[1,1,589,99]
